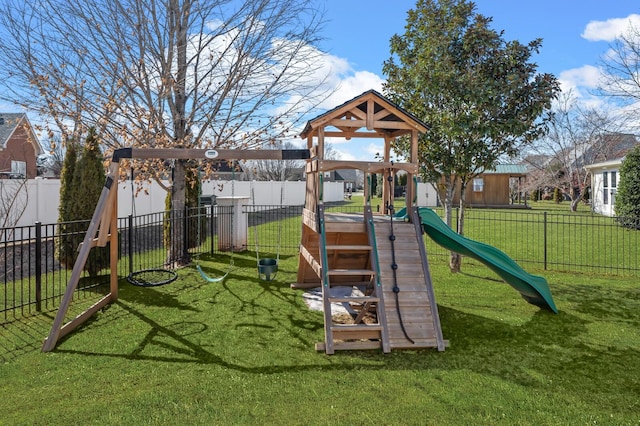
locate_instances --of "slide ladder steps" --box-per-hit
[316,205,390,354]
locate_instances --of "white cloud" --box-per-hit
[366,142,384,158]
[557,65,605,109]
[333,140,384,162]
[318,70,384,109]
[582,14,640,42]
[335,149,356,161]
[558,65,601,93]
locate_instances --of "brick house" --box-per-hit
[0,113,44,178]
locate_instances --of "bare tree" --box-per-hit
[598,21,640,117]
[37,137,65,178]
[250,141,304,181]
[0,177,29,230]
[0,0,330,263]
[524,91,623,211]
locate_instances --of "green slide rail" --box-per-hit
[401,207,558,313]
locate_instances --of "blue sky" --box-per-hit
[315,0,640,161]
[2,1,637,162]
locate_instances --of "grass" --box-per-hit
[1,249,640,425]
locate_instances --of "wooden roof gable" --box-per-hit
[300,90,428,140]
[0,113,44,155]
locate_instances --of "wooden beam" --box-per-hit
[366,99,374,130]
[299,244,322,278]
[55,294,113,340]
[317,127,324,161]
[78,235,112,250]
[109,179,119,300]
[326,118,415,131]
[373,109,391,120]
[127,148,310,161]
[318,160,418,174]
[323,131,386,139]
[97,165,118,247]
[347,107,366,120]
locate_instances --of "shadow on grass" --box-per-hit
[459,270,504,283]
[6,260,639,414]
[0,314,54,362]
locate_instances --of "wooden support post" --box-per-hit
[42,162,120,352]
[407,130,419,211]
[317,127,324,161]
[109,168,119,300]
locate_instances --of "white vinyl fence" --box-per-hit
[3,179,352,227]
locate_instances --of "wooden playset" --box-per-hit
[41,90,447,355]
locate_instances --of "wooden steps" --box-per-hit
[309,206,391,354]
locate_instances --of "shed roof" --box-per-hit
[480,164,528,175]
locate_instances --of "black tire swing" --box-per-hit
[252,182,284,282]
[126,165,177,287]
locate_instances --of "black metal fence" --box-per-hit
[1,205,639,324]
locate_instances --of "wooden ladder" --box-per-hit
[316,205,390,354]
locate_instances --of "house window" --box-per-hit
[603,171,609,205]
[610,171,617,205]
[11,160,26,178]
[473,178,484,192]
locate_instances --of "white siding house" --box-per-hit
[585,158,624,217]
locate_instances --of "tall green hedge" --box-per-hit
[615,145,640,229]
[56,140,79,267]
[56,128,109,276]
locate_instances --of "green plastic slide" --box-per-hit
[405,207,558,313]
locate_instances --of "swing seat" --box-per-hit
[258,258,278,281]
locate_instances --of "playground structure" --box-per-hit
[293,90,447,353]
[41,89,557,354]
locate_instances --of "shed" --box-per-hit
[451,164,528,208]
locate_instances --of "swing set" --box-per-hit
[42,146,309,352]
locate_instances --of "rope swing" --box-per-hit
[195,161,236,283]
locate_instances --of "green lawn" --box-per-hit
[1,250,639,425]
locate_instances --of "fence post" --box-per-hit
[35,222,42,312]
[128,215,133,275]
[543,211,548,270]
[209,205,215,255]
[183,206,189,262]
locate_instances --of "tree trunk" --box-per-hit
[449,180,467,273]
[570,197,580,212]
[436,176,462,272]
[438,177,455,229]
[168,159,189,266]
